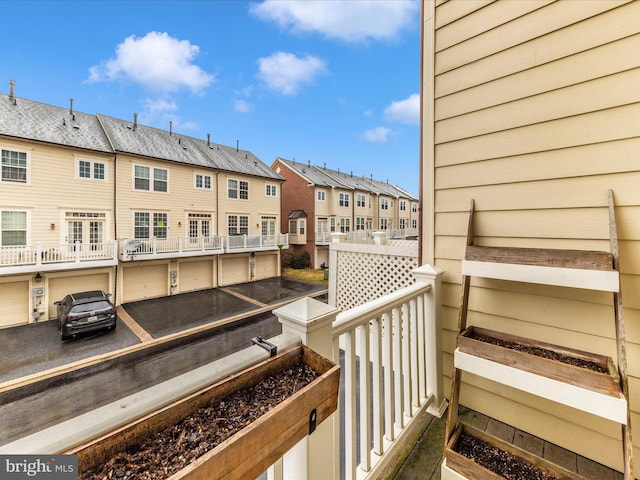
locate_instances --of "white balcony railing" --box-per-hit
[271,264,446,480]
[223,234,288,252]
[316,229,419,245]
[119,236,224,261]
[0,241,118,274]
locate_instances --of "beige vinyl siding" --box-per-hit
[216,172,281,236]
[315,188,331,216]
[427,0,640,472]
[116,155,217,239]
[1,139,114,245]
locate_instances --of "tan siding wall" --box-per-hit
[216,171,281,235]
[115,155,217,238]
[428,0,640,471]
[1,138,114,244]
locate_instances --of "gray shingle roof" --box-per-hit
[275,157,416,200]
[0,93,113,153]
[97,114,281,180]
[0,93,280,181]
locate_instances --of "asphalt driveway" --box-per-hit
[0,278,327,384]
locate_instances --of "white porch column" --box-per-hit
[413,264,448,417]
[274,297,341,480]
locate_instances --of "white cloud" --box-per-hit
[384,93,419,125]
[250,0,418,43]
[257,51,327,95]
[138,96,197,131]
[362,126,392,143]
[234,99,253,113]
[87,32,214,93]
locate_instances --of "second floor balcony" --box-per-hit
[119,234,289,261]
[0,241,118,275]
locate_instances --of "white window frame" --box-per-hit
[339,217,350,233]
[266,184,278,197]
[357,194,366,208]
[1,148,28,184]
[228,215,249,235]
[1,209,28,246]
[355,216,365,230]
[412,203,418,213]
[317,190,326,201]
[77,159,106,181]
[134,211,168,239]
[381,198,389,210]
[400,200,407,211]
[228,179,249,200]
[195,173,212,190]
[134,164,168,192]
[339,192,350,207]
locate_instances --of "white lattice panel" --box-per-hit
[335,249,418,310]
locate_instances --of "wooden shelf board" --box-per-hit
[461,259,619,292]
[454,349,627,424]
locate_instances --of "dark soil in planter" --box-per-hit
[80,362,319,480]
[457,432,559,480]
[469,332,607,373]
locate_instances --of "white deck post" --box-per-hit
[274,297,341,480]
[413,264,448,417]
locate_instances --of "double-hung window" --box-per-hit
[339,193,349,207]
[356,217,365,230]
[266,184,277,197]
[1,149,27,183]
[78,160,106,180]
[357,194,366,208]
[340,218,350,233]
[317,190,326,201]
[400,200,407,211]
[135,165,168,192]
[228,179,249,199]
[1,211,27,245]
[381,199,389,210]
[134,212,168,239]
[195,174,212,190]
[228,215,249,235]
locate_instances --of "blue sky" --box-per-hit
[2,0,421,195]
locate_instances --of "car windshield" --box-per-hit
[70,300,111,314]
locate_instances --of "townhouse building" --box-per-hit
[271,157,418,268]
[0,87,285,328]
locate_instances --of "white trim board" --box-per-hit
[462,260,619,292]
[454,349,627,424]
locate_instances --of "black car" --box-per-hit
[54,290,117,340]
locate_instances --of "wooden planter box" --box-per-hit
[70,345,340,480]
[458,326,620,396]
[444,423,586,480]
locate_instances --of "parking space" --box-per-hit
[0,278,327,385]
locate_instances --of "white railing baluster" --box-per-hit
[382,310,395,443]
[410,297,419,407]
[345,329,357,480]
[358,322,372,472]
[401,301,411,417]
[392,307,404,430]
[371,315,384,455]
[417,292,427,401]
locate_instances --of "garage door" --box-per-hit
[220,256,249,285]
[49,273,110,319]
[0,281,30,327]
[255,254,278,280]
[179,260,214,292]
[123,264,167,302]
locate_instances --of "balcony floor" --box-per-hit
[388,406,623,480]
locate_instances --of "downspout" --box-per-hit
[215,170,220,287]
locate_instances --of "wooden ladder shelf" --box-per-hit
[443,190,633,480]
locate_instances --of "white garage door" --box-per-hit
[255,254,278,280]
[0,281,30,327]
[49,273,110,319]
[123,264,167,302]
[220,256,249,285]
[179,260,214,292]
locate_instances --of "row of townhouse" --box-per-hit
[0,86,286,328]
[271,157,418,268]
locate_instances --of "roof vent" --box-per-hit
[207,133,211,147]
[8,79,15,102]
[133,113,138,131]
[69,98,74,115]
[307,160,311,167]
[169,120,172,136]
